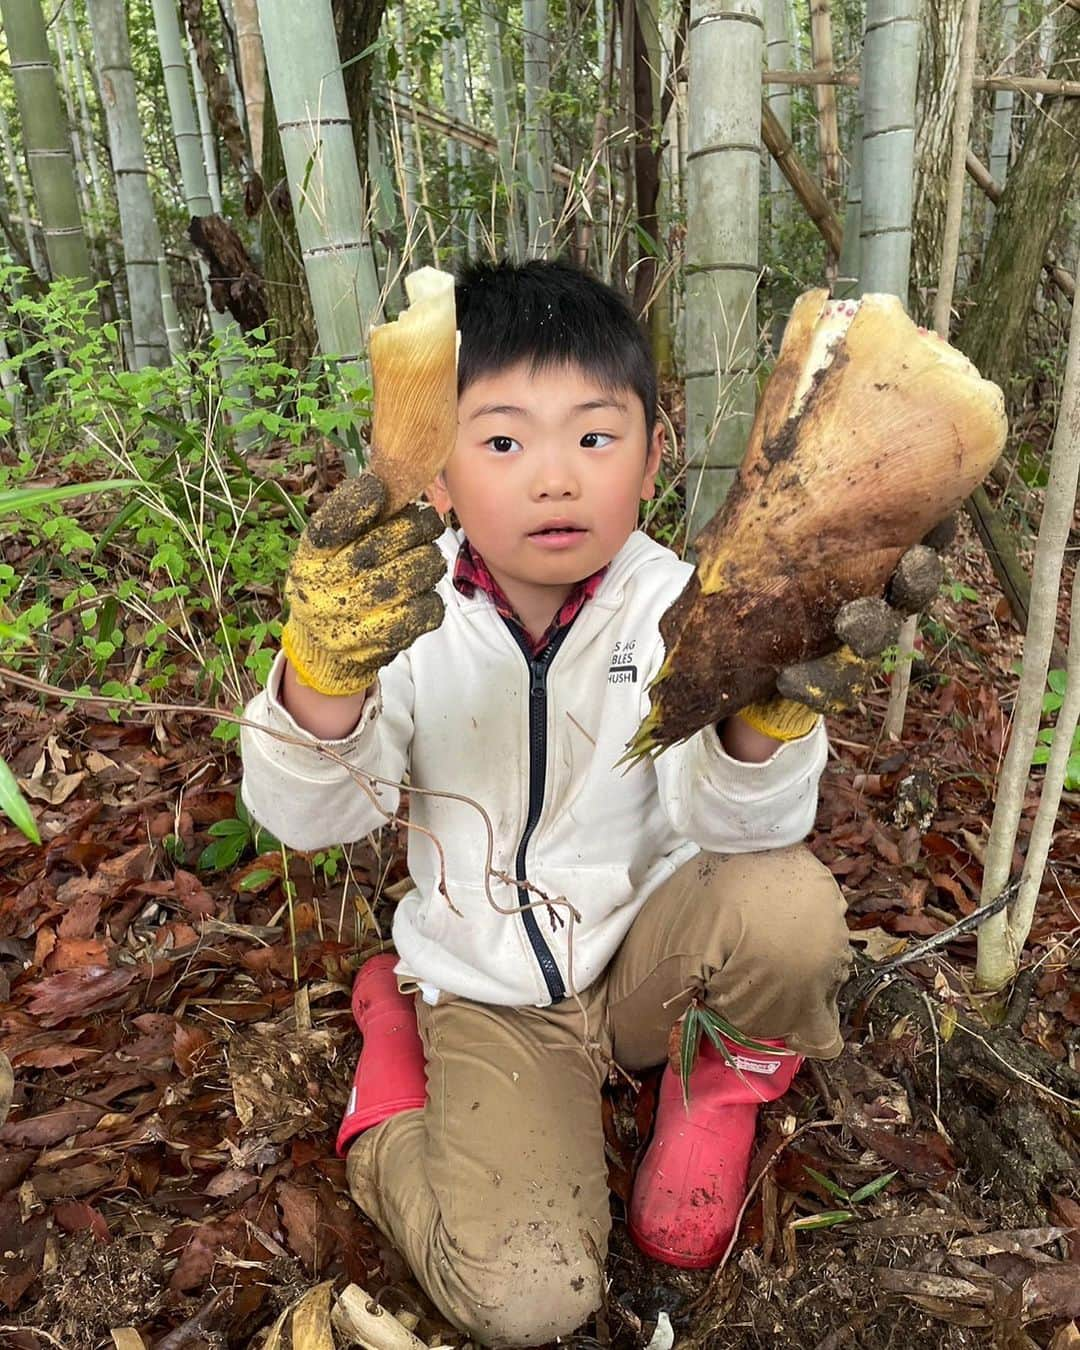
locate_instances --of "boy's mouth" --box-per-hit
[529,520,586,538]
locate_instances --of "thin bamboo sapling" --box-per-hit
[975,252,1080,992]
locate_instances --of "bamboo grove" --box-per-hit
[0,0,1078,990]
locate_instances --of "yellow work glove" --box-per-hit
[738,540,946,741]
[281,472,447,697]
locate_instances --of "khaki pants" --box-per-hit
[347,845,851,1346]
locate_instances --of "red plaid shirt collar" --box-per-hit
[452,539,607,655]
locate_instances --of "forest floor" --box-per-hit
[0,469,1077,1350]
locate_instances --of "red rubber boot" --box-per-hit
[629,1037,803,1268]
[335,954,427,1157]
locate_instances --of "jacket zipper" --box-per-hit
[505,619,574,1003]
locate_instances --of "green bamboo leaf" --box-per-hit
[791,1210,855,1231]
[0,479,141,516]
[848,1171,898,1204]
[679,1005,703,1107]
[0,756,41,845]
[237,867,280,892]
[804,1166,851,1202]
[696,1006,797,1056]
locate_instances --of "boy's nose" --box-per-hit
[530,450,579,499]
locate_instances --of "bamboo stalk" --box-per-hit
[186,26,223,213]
[764,0,794,237]
[257,0,383,383]
[884,0,982,740]
[859,0,918,299]
[232,0,265,172]
[0,99,48,279]
[86,0,170,368]
[52,21,93,221]
[976,254,1080,990]
[523,0,556,253]
[760,102,843,257]
[1006,569,1080,953]
[835,112,862,297]
[985,0,1019,235]
[809,0,841,202]
[65,1,107,212]
[0,0,93,289]
[480,1,525,260]
[684,0,764,531]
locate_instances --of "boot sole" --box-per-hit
[628,1221,724,1271]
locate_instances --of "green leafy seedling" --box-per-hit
[792,1166,899,1230]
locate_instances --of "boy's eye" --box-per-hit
[486,435,521,455]
[581,432,614,449]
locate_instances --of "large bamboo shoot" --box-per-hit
[628,290,1006,757]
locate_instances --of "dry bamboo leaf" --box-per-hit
[0,1051,12,1127]
[629,290,1006,756]
[368,268,458,517]
[110,1333,147,1350]
[290,1280,335,1350]
[950,1227,1071,1259]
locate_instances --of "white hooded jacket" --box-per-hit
[240,528,827,1007]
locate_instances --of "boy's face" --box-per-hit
[428,361,664,621]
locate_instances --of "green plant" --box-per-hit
[1032,669,1080,789]
[942,579,980,604]
[0,260,371,714]
[198,797,281,873]
[793,1166,898,1230]
[0,474,140,842]
[677,1000,797,1107]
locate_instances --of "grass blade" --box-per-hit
[0,755,40,844]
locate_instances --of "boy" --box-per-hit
[241,260,857,1345]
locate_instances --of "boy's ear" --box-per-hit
[640,422,665,502]
[426,471,452,515]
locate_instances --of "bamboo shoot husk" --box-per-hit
[368,267,459,516]
[628,289,1007,757]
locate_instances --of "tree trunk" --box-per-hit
[523,0,556,254]
[86,0,170,368]
[232,0,265,173]
[258,0,383,385]
[957,0,1080,390]
[911,0,963,325]
[0,0,94,290]
[684,0,763,534]
[859,0,919,298]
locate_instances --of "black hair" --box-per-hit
[454,259,657,434]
